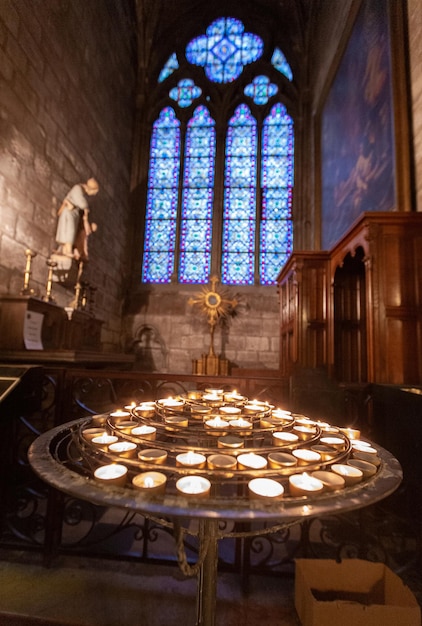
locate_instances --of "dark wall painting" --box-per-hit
[321,0,396,250]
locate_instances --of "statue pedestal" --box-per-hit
[192,353,229,376]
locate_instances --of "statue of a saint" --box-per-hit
[55,178,99,261]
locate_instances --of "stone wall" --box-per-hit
[0,0,137,351]
[408,0,422,212]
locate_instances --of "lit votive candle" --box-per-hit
[94,463,127,487]
[164,415,189,430]
[347,458,377,479]
[110,410,131,422]
[292,449,321,466]
[219,406,242,418]
[289,473,324,497]
[176,475,211,498]
[272,431,299,447]
[229,417,253,436]
[237,453,268,470]
[319,436,346,450]
[331,463,363,485]
[176,451,206,469]
[271,409,293,425]
[124,402,136,411]
[243,401,269,415]
[248,478,284,501]
[217,435,244,449]
[189,405,212,420]
[132,471,167,495]
[138,448,168,465]
[187,390,203,401]
[205,388,224,395]
[91,434,119,450]
[311,470,345,492]
[340,427,361,440]
[108,441,137,458]
[202,393,223,406]
[131,425,157,441]
[134,402,156,418]
[223,391,245,403]
[157,397,185,411]
[207,454,237,470]
[205,416,229,434]
[268,452,297,469]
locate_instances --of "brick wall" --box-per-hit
[0,0,137,351]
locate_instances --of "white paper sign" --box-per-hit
[24,311,44,350]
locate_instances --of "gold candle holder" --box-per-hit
[272,431,299,447]
[164,415,189,430]
[237,453,267,470]
[133,403,156,418]
[82,428,107,441]
[207,454,237,470]
[319,436,346,450]
[288,473,324,497]
[138,448,168,465]
[331,463,363,486]
[43,258,57,302]
[347,458,378,479]
[21,248,37,295]
[267,452,297,469]
[217,435,244,449]
[311,470,345,492]
[292,449,321,466]
[114,420,135,434]
[91,434,119,451]
[132,471,167,495]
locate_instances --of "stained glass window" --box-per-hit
[179,106,216,283]
[142,18,294,286]
[260,103,294,284]
[186,17,263,83]
[142,107,181,283]
[222,104,257,285]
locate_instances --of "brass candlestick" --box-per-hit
[43,258,57,302]
[21,248,37,295]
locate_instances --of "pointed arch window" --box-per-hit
[142,17,295,286]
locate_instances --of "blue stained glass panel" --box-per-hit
[222,104,257,284]
[271,47,293,81]
[186,17,263,83]
[179,106,215,283]
[260,103,294,284]
[158,52,179,83]
[244,75,278,105]
[169,78,202,108]
[142,107,180,283]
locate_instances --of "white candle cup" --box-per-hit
[94,463,128,487]
[108,441,138,458]
[110,410,131,423]
[267,452,297,469]
[205,416,229,435]
[219,406,242,417]
[124,402,137,411]
[138,448,168,465]
[176,475,211,498]
[311,470,345,492]
[319,436,346,450]
[189,405,212,420]
[243,401,269,415]
[347,458,378,479]
[352,445,380,466]
[207,454,238,470]
[157,397,185,411]
[130,425,157,441]
[293,425,318,441]
[133,402,156,418]
[91,434,119,451]
[272,431,299,447]
[202,393,223,406]
[248,478,284,501]
[237,453,268,470]
[204,388,224,395]
[292,449,321,466]
[132,471,167,495]
[228,417,253,436]
[289,473,324,497]
[223,391,245,403]
[331,463,363,485]
[217,435,244,449]
[176,451,207,469]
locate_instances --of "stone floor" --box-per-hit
[0,551,300,626]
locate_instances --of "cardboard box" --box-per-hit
[295,559,421,626]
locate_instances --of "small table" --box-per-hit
[29,418,402,626]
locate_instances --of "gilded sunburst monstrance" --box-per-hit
[188,275,238,375]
